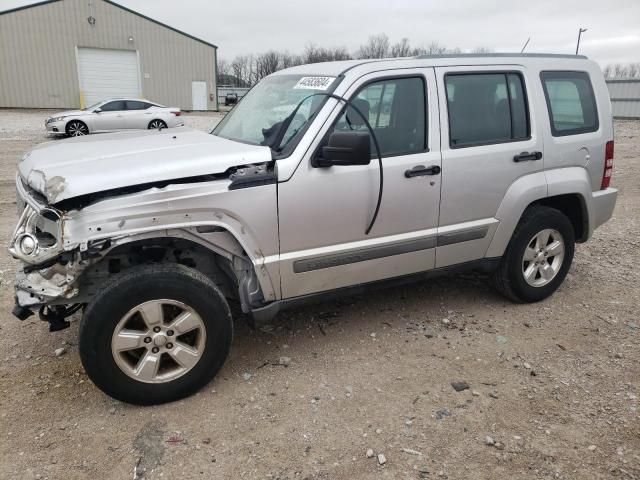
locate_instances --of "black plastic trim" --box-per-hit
[292,225,490,273]
[437,226,489,246]
[293,236,437,273]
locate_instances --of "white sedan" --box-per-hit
[45,99,184,136]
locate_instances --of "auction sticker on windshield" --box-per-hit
[294,77,336,90]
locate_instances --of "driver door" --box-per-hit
[92,100,126,131]
[277,69,442,298]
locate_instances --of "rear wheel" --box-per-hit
[492,206,575,303]
[79,264,233,405]
[66,120,88,136]
[148,119,167,130]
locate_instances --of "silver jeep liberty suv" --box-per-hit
[10,54,617,404]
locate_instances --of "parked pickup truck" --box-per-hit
[9,54,617,405]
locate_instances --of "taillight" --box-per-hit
[172,111,181,116]
[601,140,614,189]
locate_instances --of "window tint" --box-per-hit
[126,100,148,110]
[333,77,426,157]
[541,71,598,136]
[446,73,530,147]
[100,100,126,112]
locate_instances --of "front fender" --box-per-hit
[61,179,280,301]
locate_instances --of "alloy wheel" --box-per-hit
[67,121,88,136]
[521,228,565,287]
[111,299,207,383]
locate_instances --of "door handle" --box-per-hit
[405,165,441,178]
[513,151,542,162]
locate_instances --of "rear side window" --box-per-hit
[126,100,148,110]
[445,73,530,147]
[541,71,598,136]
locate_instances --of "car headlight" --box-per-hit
[9,205,63,264]
[17,233,38,256]
[48,116,66,123]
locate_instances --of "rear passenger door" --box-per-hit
[435,66,544,268]
[124,100,151,129]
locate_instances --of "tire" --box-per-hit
[148,119,167,130]
[492,206,575,303]
[66,120,88,136]
[79,263,233,405]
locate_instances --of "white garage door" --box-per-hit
[77,48,140,106]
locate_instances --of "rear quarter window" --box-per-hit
[540,71,598,136]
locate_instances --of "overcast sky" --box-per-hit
[3,0,639,66]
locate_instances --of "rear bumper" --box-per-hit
[591,187,618,230]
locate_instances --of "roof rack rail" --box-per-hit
[415,52,588,60]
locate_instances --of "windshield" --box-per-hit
[213,74,338,149]
[83,101,103,111]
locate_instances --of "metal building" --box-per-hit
[606,80,640,119]
[0,0,218,110]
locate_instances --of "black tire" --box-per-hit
[66,120,88,136]
[492,206,575,303]
[148,119,167,130]
[79,264,232,405]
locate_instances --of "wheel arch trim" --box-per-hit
[485,168,594,258]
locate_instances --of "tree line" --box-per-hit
[603,63,640,79]
[217,33,493,87]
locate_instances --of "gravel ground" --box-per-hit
[0,110,638,480]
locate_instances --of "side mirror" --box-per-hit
[315,131,371,167]
[94,108,102,113]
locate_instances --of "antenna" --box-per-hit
[521,37,531,53]
[576,28,588,55]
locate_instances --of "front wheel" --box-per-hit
[148,119,167,130]
[79,264,233,405]
[492,206,575,303]
[66,120,88,136]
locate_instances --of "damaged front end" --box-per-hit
[9,175,92,327]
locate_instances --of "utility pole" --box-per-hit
[576,28,587,55]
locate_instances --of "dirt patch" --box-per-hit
[0,112,638,479]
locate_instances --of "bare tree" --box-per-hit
[391,38,413,57]
[217,59,231,85]
[472,46,494,54]
[231,55,252,87]
[255,50,281,82]
[303,44,351,63]
[425,41,447,55]
[613,63,627,78]
[281,52,303,69]
[628,62,640,78]
[602,64,613,78]
[358,33,390,59]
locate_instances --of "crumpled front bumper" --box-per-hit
[14,263,81,309]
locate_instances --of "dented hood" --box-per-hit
[18,128,272,204]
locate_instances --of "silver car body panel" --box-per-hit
[9,54,617,314]
[19,128,272,204]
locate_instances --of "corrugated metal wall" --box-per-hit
[606,80,640,119]
[0,0,217,110]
